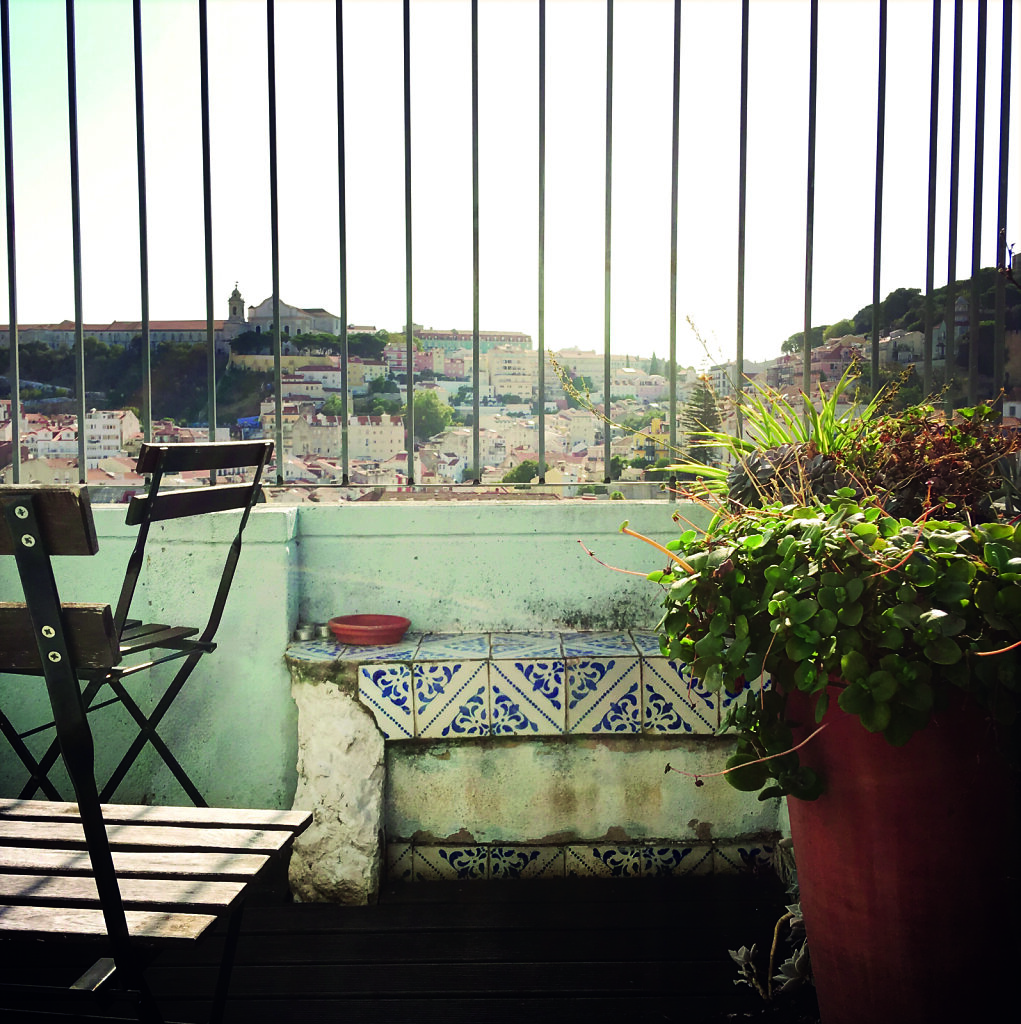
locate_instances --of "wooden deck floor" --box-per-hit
[2,873,820,1023]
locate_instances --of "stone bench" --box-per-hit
[285,631,781,903]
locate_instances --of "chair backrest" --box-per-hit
[0,486,118,674]
[114,440,273,640]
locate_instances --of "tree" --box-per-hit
[681,376,722,465]
[368,375,399,395]
[781,325,827,355]
[502,459,545,484]
[411,389,453,440]
[321,395,344,416]
[823,319,856,342]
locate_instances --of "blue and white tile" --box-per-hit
[414,845,489,881]
[634,846,705,877]
[714,842,777,875]
[414,661,490,739]
[490,632,563,659]
[489,847,564,880]
[489,660,566,735]
[630,630,669,658]
[567,845,642,878]
[566,658,642,734]
[386,842,413,882]
[416,633,491,659]
[285,638,346,662]
[561,631,638,657]
[337,634,422,662]
[642,657,719,734]
[357,663,415,739]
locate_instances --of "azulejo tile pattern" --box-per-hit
[414,661,490,739]
[289,629,752,740]
[389,841,772,881]
[358,663,415,739]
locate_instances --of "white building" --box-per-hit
[245,295,341,338]
[487,344,538,397]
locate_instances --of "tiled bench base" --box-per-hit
[285,631,780,901]
[389,840,777,882]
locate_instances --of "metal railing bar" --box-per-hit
[64,0,86,481]
[403,0,414,482]
[923,0,941,398]
[198,0,216,445]
[944,0,964,414]
[668,0,680,481]
[968,0,988,406]
[537,0,546,484]
[1,0,20,482]
[471,0,480,485]
[266,0,283,484]
[131,0,151,444]
[993,0,1013,395]
[736,0,748,434]
[870,0,888,398]
[803,0,818,396]
[336,0,349,483]
[602,0,613,483]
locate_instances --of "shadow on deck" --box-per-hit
[3,874,821,1023]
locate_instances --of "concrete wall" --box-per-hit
[4,500,768,858]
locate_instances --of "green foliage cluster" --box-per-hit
[639,365,1021,801]
[502,459,546,484]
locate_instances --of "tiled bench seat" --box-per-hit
[286,629,732,740]
[284,631,780,903]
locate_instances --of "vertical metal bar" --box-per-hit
[537,0,546,484]
[132,0,151,443]
[871,0,887,398]
[668,0,680,476]
[923,0,941,398]
[267,0,283,483]
[65,0,86,482]
[1,0,20,482]
[944,0,964,414]
[736,0,749,435]
[198,0,216,444]
[336,0,349,483]
[803,0,818,396]
[602,0,613,483]
[967,0,987,407]
[403,0,415,481]
[471,0,480,485]
[993,0,1013,396]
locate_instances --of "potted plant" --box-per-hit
[622,367,1020,1024]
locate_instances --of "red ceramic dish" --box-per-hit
[329,614,411,646]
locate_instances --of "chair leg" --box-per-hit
[209,900,246,1024]
[100,670,207,806]
[0,708,66,801]
[17,676,111,800]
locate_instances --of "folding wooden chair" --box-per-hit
[5,440,273,807]
[0,469,310,1022]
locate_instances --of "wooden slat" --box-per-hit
[125,482,260,526]
[0,799,312,832]
[118,626,203,655]
[0,485,98,556]
[0,873,246,910]
[0,603,118,672]
[0,903,217,941]
[135,440,272,475]
[0,821,304,854]
[0,846,271,880]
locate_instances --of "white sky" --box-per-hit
[1,0,1018,366]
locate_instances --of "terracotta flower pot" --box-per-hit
[785,686,1018,1024]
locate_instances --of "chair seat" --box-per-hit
[0,800,311,943]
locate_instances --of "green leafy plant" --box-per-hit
[626,368,1021,800]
